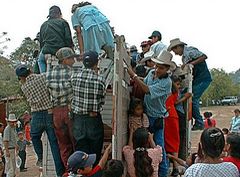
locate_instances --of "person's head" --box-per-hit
[203,111,213,126]
[130,45,138,53]
[140,41,151,53]
[6,113,18,128]
[0,123,4,133]
[102,159,124,177]
[129,98,144,117]
[56,47,77,66]
[133,128,154,177]
[234,109,240,117]
[83,51,99,69]
[135,65,146,78]
[68,151,96,175]
[18,131,24,140]
[25,121,30,127]
[222,128,229,135]
[200,127,225,159]
[140,51,155,68]
[168,38,187,56]
[15,65,31,83]
[71,1,92,13]
[148,31,162,43]
[226,133,240,159]
[186,152,198,166]
[48,5,62,19]
[171,75,182,93]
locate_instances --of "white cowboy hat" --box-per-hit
[151,50,176,71]
[167,38,187,51]
[173,66,188,76]
[6,113,18,122]
[139,51,155,64]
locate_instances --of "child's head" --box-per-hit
[171,75,182,93]
[68,151,96,175]
[226,133,240,159]
[25,121,30,127]
[203,112,212,119]
[234,109,240,117]
[102,159,124,177]
[18,131,24,140]
[129,98,144,117]
[222,128,229,135]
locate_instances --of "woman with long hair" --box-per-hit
[185,127,239,177]
[123,128,162,177]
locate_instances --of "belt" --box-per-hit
[76,112,100,118]
[8,147,15,150]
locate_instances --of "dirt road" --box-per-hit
[19,105,239,177]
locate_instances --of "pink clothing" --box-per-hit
[129,113,149,132]
[123,145,162,177]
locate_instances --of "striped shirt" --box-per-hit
[21,74,52,112]
[71,68,105,115]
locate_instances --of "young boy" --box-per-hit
[3,113,18,177]
[67,143,112,177]
[102,159,124,177]
[17,131,30,172]
[230,109,240,134]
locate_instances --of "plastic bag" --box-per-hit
[16,155,22,168]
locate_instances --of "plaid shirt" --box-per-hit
[71,68,106,115]
[21,74,52,112]
[46,63,81,107]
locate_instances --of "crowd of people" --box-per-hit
[0,1,240,177]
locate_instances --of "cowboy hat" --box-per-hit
[173,66,188,76]
[167,38,187,51]
[139,51,155,64]
[6,113,18,122]
[151,50,176,71]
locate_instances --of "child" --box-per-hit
[128,98,149,133]
[102,159,124,177]
[203,111,216,128]
[67,143,112,177]
[17,131,30,172]
[24,121,31,143]
[3,113,18,177]
[222,133,240,171]
[222,128,229,135]
[230,109,240,133]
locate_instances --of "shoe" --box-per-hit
[36,159,43,167]
[171,168,179,177]
[20,169,27,172]
[192,124,204,131]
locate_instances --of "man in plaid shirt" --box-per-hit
[71,51,106,164]
[16,65,64,177]
[46,47,80,170]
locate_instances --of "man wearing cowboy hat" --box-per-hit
[168,38,212,130]
[3,113,18,177]
[148,30,167,57]
[125,50,175,177]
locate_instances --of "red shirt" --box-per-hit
[223,156,240,170]
[204,118,216,128]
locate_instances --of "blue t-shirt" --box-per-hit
[144,70,172,118]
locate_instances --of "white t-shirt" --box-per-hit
[184,162,239,177]
[149,41,167,57]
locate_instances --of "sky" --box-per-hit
[0,0,239,72]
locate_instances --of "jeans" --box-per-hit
[52,106,75,169]
[31,111,65,176]
[148,116,169,177]
[72,113,104,165]
[192,80,211,126]
[37,51,46,73]
[18,150,26,170]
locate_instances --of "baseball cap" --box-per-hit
[15,65,30,78]
[68,151,96,173]
[148,30,162,39]
[47,5,62,18]
[56,47,79,61]
[83,51,99,68]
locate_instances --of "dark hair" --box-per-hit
[0,123,3,128]
[222,128,229,135]
[72,1,92,13]
[135,65,146,77]
[133,128,153,177]
[200,127,225,158]
[131,60,137,69]
[102,160,124,177]
[171,75,181,93]
[191,152,198,164]
[234,109,240,113]
[226,133,240,159]
[128,98,143,116]
[203,112,212,126]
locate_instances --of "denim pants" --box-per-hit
[37,51,46,73]
[18,150,26,170]
[148,116,169,177]
[192,80,211,126]
[72,113,104,165]
[31,111,65,176]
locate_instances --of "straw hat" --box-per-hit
[173,66,188,76]
[167,38,187,51]
[6,113,17,122]
[151,50,176,71]
[140,51,154,64]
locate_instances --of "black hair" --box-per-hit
[200,127,225,158]
[226,133,240,159]
[72,1,92,13]
[171,75,181,94]
[135,65,146,77]
[131,60,137,69]
[0,123,3,128]
[203,112,212,127]
[102,160,124,177]
[191,152,198,164]
[234,109,240,113]
[133,128,153,177]
[128,98,143,116]
[222,128,229,135]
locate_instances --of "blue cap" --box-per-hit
[68,151,96,173]
[15,65,30,77]
[83,51,99,68]
[148,30,162,39]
